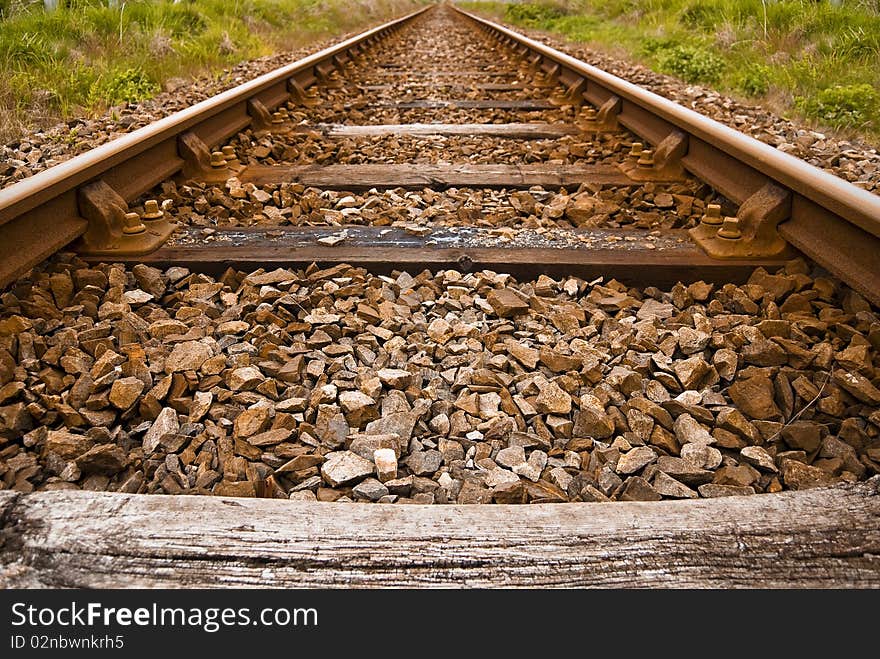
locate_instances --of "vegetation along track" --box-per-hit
[0,3,879,565]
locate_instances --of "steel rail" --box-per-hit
[454,6,880,305]
[0,5,429,288]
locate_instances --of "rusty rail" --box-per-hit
[0,6,428,289]
[454,6,880,305]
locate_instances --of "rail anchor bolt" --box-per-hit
[637,150,654,169]
[701,203,723,226]
[142,199,164,221]
[716,217,742,240]
[210,151,228,168]
[628,142,644,161]
[221,146,237,161]
[271,112,285,125]
[122,212,146,235]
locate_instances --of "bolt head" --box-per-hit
[701,203,722,226]
[717,217,742,240]
[122,212,146,235]
[210,151,227,168]
[142,199,163,220]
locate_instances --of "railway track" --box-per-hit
[0,4,878,587]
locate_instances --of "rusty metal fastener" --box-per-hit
[271,112,285,125]
[582,108,597,121]
[629,142,644,160]
[717,216,742,240]
[210,152,227,168]
[637,149,654,168]
[221,146,236,160]
[122,212,146,235]
[142,199,163,221]
[701,203,722,226]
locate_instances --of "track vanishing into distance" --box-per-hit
[1,4,880,587]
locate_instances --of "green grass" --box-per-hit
[0,0,421,142]
[459,0,880,141]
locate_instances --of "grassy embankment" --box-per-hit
[458,0,880,142]
[0,0,421,143]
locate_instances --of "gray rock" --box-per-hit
[673,413,714,445]
[496,445,526,469]
[321,451,374,487]
[403,449,442,476]
[652,471,698,499]
[680,442,722,470]
[740,446,778,472]
[353,477,390,501]
[615,446,657,475]
[143,407,179,453]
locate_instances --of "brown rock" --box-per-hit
[833,370,880,404]
[673,355,710,390]
[740,446,778,472]
[573,401,614,439]
[616,446,657,475]
[538,347,582,372]
[213,480,256,497]
[619,476,662,501]
[249,428,293,446]
[507,341,539,369]
[492,480,525,503]
[276,454,324,473]
[713,349,738,380]
[45,430,94,459]
[673,413,714,445]
[781,459,837,490]
[338,390,379,427]
[487,288,529,317]
[165,341,212,373]
[377,368,413,389]
[781,421,822,453]
[75,444,127,475]
[535,380,572,415]
[712,464,759,487]
[189,391,212,422]
[458,480,493,503]
[227,366,263,391]
[109,376,145,410]
[728,376,780,420]
[698,483,755,498]
[233,405,271,439]
[403,449,442,476]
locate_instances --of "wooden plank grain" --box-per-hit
[1,480,878,588]
[310,122,580,139]
[239,163,639,189]
[353,99,555,110]
[126,226,791,287]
